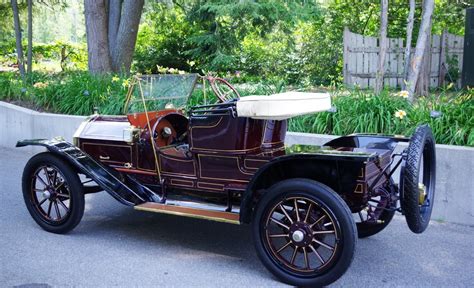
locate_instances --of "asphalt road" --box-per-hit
[1,147,473,287]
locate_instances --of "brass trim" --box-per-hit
[134,202,240,224]
[134,147,197,177]
[190,146,261,153]
[82,142,132,149]
[190,116,223,130]
[198,154,253,182]
[243,158,268,170]
[199,154,254,175]
[170,179,194,188]
[115,168,156,176]
[103,159,128,165]
[197,182,225,191]
[82,142,133,166]
[158,153,197,176]
[159,153,194,162]
[262,141,284,145]
[133,76,162,182]
[354,183,364,194]
[190,116,262,153]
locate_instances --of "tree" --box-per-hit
[84,0,111,73]
[27,0,32,74]
[403,0,415,88]
[185,1,320,72]
[406,0,434,101]
[11,0,25,78]
[375,0,388,94]
[84,0,144,74]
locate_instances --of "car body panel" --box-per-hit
[16,77,398,224]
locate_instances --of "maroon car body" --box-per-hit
[17,75,436,286]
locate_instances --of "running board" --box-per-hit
[134,202,240,224]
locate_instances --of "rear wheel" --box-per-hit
[22,152,85,234]
[253,179,356,287]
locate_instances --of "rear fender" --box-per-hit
[324,134,409,152]
[16,138,158,206]
[239,155,362,223]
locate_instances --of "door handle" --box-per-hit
[99,155,110,160]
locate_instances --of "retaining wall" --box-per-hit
[1,101,473,226]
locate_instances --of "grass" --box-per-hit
[1,71,473,147]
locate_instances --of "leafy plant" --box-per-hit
[289,89,473,147]
[1,71,472,146]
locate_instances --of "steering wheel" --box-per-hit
[150,117,177,147]
[207,76,240,103]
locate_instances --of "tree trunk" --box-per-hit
[84,0,144,74]
[27,0,33,75]
[11,0,25,79]
[403,0,415,89]
[375,0,388,94]
[110,0,144,73]
[416,24,432,96]
[407,0,434,102]
[84,0,112,73]
[108,0,121,56]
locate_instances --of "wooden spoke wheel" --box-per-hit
[31,165,71,222]
[22,152,84,234]
[253,179,356,287]
[264,196,340,273]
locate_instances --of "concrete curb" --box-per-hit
[0,101,86,153]
[1,101,473,226]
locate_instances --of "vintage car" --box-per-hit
[17,74,436,287]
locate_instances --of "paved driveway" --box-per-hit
[1,147,473,287]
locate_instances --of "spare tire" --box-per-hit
[401,125,436,234]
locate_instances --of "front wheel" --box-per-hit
[22,152,85,234]
[252,179,356,287]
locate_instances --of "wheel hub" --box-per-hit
[292,230,305,242]
[289,222,313,246]
[42,190,51,199]
[418,183,427,205]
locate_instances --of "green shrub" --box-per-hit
[1,71,472,146]
[289,90,474,147]
[0,71,127,115]
[32,41,87,71]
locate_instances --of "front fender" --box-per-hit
[16,138,158,206]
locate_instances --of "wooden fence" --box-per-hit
[343,28,464,89]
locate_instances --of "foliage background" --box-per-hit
[132,0,469,85]
[0,1,472,146]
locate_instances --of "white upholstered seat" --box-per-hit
[236,92,331,120]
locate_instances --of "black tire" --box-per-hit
[252,179,356,287]
[401,125,436,234]
[356,181,396,238]
[22,152,85,234]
